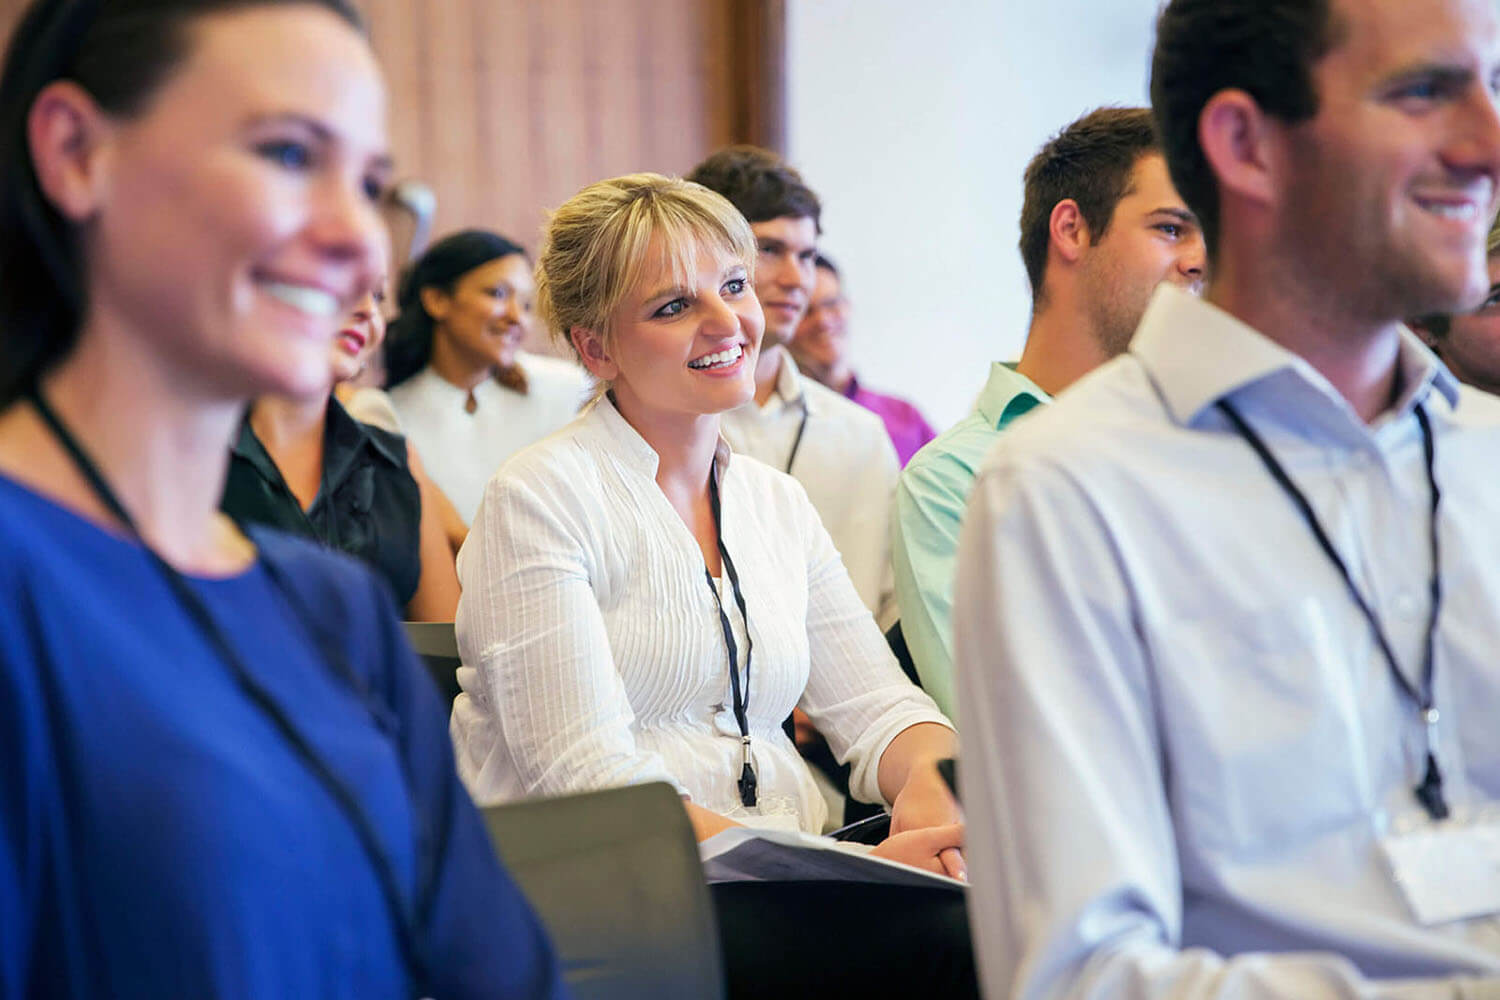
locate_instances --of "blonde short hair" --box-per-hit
[536,173,757,359]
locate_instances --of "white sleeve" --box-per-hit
[795,483,951,807]
[452,471,681,804]
[953,457,1472,1000]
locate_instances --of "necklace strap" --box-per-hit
[1216,397,1447,820]
[27,386,435,991]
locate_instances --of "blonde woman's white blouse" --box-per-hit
[450,396,950,833]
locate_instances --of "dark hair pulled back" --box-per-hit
[384,228,527,388]
[0,0,364,408]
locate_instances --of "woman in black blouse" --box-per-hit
[222,280,460,620]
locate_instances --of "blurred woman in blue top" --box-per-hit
[0,1,564,997]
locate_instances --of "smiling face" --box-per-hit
[1424,250,1500,392]
[790,265,851,379]
[426,252,534,376]
[1273,0,1500,320]
[590,237,764,423]
[81,4,391,402]
[750,215,818,349]
[1077,152,1206,355]
[330,276,388,384]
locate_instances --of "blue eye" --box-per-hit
[724,278,747,295]
[256,140,312,170]
[654,298,688,318]
[1157,224,1182,238]
[362,175,385,202]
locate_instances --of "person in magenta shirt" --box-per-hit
[788,254,936,465]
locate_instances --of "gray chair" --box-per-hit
[402,621,462,707]
[482,782,726,1000]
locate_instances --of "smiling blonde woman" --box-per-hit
[452,172,977,997]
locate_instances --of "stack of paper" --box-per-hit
[699,827,965,890]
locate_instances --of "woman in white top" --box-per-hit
[385,230,590,527]
[451,173,964,874]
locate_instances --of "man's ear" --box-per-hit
[570,325,619,382]
[1199,88,1278,213]
[28,80,115,222]
[1048,199,1090,266]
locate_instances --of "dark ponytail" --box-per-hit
[0,0,363,408]
[385,229,527,388]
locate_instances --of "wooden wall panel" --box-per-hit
[359,0,769,254]
[0,0,786,256]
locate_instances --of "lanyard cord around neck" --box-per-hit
[28,388,434,994]
[703,458,758,807]
[1216,398,1448,821]
[784,407,809,475]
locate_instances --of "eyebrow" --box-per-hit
[642,284,690,304]
[245,111,395,173]
[1149,207,1198,225]
[1377,61,1475,93]
[758,237,815,251]
[642,265,747,302]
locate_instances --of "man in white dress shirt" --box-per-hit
[954,0,1500,997]
[688,147,901,630]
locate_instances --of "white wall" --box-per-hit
[785,0,1160,429]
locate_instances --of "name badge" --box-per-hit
[1379,810,1500,926]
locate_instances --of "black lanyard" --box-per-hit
[784,407,809,474]
[702,459,758,807]
[28,389,435,995]
[1216,398,1449,821]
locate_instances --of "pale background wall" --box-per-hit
[785,0,1161,429]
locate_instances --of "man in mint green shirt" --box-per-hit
[893,107,1205,715]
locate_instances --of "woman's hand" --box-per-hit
[887,756,965,878]
[871,823,966,879]
[890,756,962,834]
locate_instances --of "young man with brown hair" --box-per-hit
[689,146,902,629]
[956,1,1500,995]
[893,106,1204,715]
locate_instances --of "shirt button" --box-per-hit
[1392,591,1422,620]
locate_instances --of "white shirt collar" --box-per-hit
[586,393,735,480]
[769,346,817,415]
[1131,284,1460,428]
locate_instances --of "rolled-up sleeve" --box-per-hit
[452,471,680,804]
[794,484,951,807]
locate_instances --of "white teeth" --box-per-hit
[263,281,339,318]
[1421,201,1478,221]
[688,344,744,370]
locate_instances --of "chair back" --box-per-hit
[483,782,726,1000]
[402,621,462,707]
